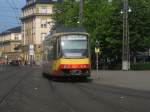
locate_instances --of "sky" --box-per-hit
[0,0,26,32]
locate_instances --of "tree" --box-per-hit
[129,0,150,53]
[83,0,123,66]
[53,0,150,65]
[53,0,79,26]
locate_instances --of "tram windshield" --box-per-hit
[61,35,88,58]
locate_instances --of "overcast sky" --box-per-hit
[0,0,26,32]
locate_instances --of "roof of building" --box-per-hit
[0,26,21,36]
[22,0,58,10]
[36,0,58,4]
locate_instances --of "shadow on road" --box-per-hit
[42,73,92,83]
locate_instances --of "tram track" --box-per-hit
[71,82,123,112]
[47,78,118,112]
[74,82,150,100]
[0,67,24,83]
[0,67,33,105]
[47,78,150,112]
[49,80,80,112]
[1,67,149,112]
[71,82,150,112]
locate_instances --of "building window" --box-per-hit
[32,28,35,35]
[39,7,47,14]
[41,19,47,28]
[47,8,53,14]
[27,0,35,5]
[15,34,19,40]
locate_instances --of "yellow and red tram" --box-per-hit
[42,26,91,78]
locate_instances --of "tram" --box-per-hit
[42,26,91,78]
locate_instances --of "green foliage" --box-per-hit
[83,0,122,58]
[53,0,150,62]
[129,0,150,52]
[53,0,79,26]
[131,62,150,70]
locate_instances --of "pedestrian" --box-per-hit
[25,60,27,65]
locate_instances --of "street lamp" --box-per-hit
[79,0,83,25]
[122,0,131,70]
[95,40,100,77]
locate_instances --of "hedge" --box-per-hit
[131,62,150,70]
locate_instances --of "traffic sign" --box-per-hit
[29,44,34,50]
[29,44,34,55]
[95,48,100,53]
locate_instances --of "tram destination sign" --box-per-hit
[61,35,87,40]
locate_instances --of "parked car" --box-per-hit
[0,58,6,65]
[10,60,19,66]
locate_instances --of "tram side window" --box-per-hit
[53,39,57,59]
[57,38,61,58]
[44,40,49,61]
[45,47,49,61]
[47,40,54,61]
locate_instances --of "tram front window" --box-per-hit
[61,35,88,58]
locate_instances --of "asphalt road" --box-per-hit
[0,66,150,112]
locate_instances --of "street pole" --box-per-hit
[0,41,2,71]
[79,0,83,25]
[122,0,130,70]
[0,36,4,71]
[96,52,99,77]
[95,40,100,79]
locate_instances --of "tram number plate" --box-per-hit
[71,70,82,75]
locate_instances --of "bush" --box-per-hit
[131,62,150,70]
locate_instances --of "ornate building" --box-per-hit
[0,26,22,61]
[21,0,56,64]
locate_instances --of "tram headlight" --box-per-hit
[84,65,86,68]
[64,64,67,68]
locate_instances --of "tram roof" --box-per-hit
[52,26,87,34]
[45,26,89,40]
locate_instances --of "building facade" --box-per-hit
[21,0,56,64]
[0,26,22,61]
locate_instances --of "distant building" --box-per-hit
[21,0,56,64]
[0,26,22,61]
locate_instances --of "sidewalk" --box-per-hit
[91,70,150,91]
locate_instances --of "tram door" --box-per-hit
[51,38,59,73]
[47,39,54,74]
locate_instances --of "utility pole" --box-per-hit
[79,0,83,25]
[0,36,4,71]
[95,40,101,79]
[122,0,130,70]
